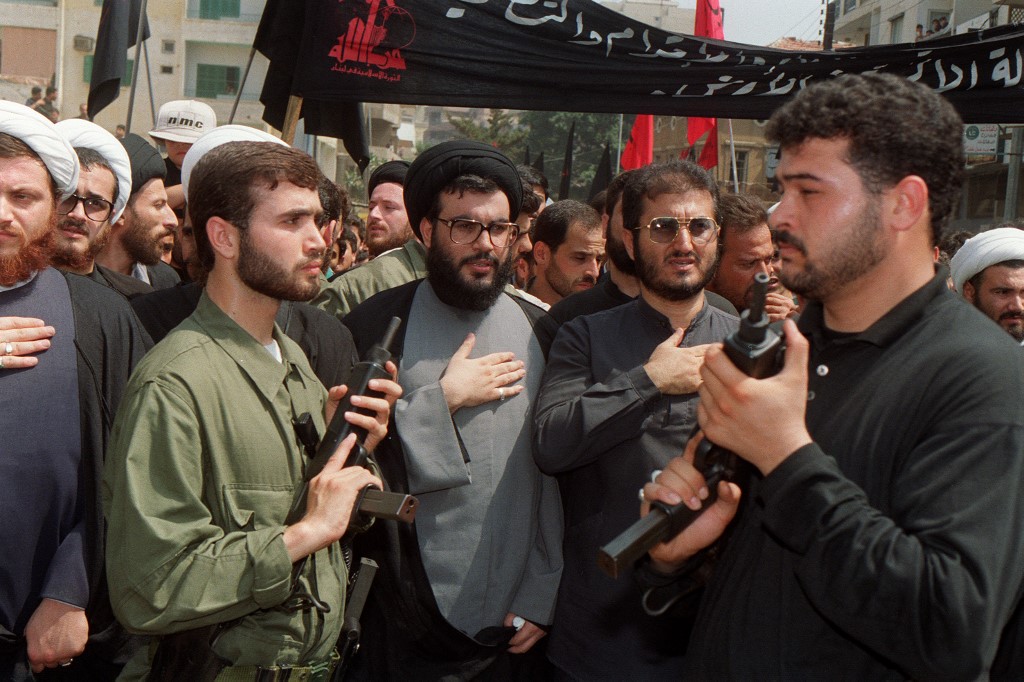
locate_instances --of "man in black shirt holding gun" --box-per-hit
[642,73,1024,678]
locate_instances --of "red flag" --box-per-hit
[620,114,653,171]
[688,0,724,169]
[697,125,718,170]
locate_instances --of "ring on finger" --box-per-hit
[0,357,4,370]
[650,469,662,483]
[498,387,506,401]
[59,659,73,667]
[638,487,646,502]
[3,342,12,356]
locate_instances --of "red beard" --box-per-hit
[0,212,58,287]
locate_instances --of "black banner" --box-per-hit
[283,0,1024,123]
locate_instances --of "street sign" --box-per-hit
[963,124,999,156]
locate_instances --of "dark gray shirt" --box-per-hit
[534,294,737,680]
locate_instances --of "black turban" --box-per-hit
[366,159,410,197]
[119,132,166,196]
[404,140,523,240]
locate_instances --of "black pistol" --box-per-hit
[286,316,417,527]
[598,272,785,578]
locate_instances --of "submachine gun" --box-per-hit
[597,273,785,579]
[287,315,416,529]
[284,317,416,679]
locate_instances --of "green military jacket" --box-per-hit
[103,293,345,668]
[313,239,427,320]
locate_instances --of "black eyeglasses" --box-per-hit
[57,194,114,222]
[635,216,719,245]
[436,217,520,248]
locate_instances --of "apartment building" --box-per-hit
[835,0,1024,228]
[0,0,359,179]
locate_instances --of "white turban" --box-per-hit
[55,119,132,223]
[180,125,288,201]
[0,101,79,200]
[949,227,1024,293]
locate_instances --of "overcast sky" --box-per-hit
[677,0,828,46]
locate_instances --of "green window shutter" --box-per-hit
[196,64,224,98]
[83,54,92,83]
[200,0,239,19]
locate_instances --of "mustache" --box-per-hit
[57,217,88,236]
[301,251,326,269]
[458,251,500,268]
[774,230,808,256]
[1000,311,1024,322]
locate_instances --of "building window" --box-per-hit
[160,65,173,74]
[83,55,133,86]
[890,14,904,43]
[195,63,240,98]
[730,150,749,187]
[162,40,175,54]
[199,0,240,20]
[843,0,856,15]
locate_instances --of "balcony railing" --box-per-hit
[183,86,259,102]
[185,0,261,22]
[0,0,58,6]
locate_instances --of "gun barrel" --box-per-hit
[746,272,770,324]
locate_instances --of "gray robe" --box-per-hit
[395,281,563,636]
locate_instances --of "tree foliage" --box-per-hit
[520,111,622,200]
[447,109,529,159]
[440,108,623,201]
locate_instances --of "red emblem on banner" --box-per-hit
[330,1,415,81]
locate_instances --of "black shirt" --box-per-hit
[681,271,1024,679]
[534,296,737,679]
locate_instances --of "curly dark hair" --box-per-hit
[766,72,964,245]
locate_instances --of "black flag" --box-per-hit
[534,152,545,175]
[589,143,612,201]
[558,121,575,201]
[288,1,1024,124]
[88,0,149,118]
[255,0,370,172]
[524,144,531,166]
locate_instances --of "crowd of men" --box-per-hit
[2,72,1023,681]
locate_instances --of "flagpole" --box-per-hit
[616,113,623,174]
[142,39,156,126]
[281,95,303,145]
[728,118,739,193]
[124,0,148,135]
[229,47,257,124]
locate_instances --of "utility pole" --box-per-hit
[1004,126,1022,222]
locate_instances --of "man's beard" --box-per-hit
[52,216,110,272]
[366,224,412,259]
[606,231,637,277]
[237,230,323,302]
[0,214,57,287]
[971,291,1024,342]
[635,239,719,302]
[427,245,515,311]
[122,215,167,267]
[776,199,884,301]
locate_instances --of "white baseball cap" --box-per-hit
[149,100,217,143]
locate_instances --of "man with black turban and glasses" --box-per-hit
[344,140,563,680]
